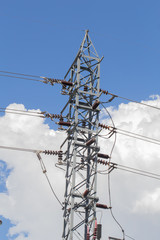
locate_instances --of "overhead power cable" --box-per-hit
[0,145,40,153]
[116,166,160,181]
[100,89,160,111]
[36,152,63,207]
[0,145,62,156]
[0,73,42,83]
[100,103,125,240]
[1,70,159,112]
[98,160,160,181]
[0,110,45,119]
[0,70,73,87]
[0,106,42,114]
[0,70,42,78]
[0,144,63,207]
[125,234,136,240]
[2,69,159,112]
[99,123,160,147]
[0,107,64,122]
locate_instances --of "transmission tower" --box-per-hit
[60,30,105,240]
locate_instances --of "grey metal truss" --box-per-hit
[61,30,102,240]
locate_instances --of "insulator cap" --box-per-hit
[92,100,100,110]
[58,121,71,127]
[61,80,73,86]
[99,89,108,95]
[83,189,89,197]
[58,150,63,161]
[44,150,55,155]
[86,138,95,146]
[97,153,110,159]
[45,113,62,119]
[96,203,109,209]
[43,150,63,156]
[98,123,109,129]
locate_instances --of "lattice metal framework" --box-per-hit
[60,30,102,240]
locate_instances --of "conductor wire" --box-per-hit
[36,152,63,208]
[101,90,160,111]
[0,106,43,114]
[101,103,125,240]
[0,73,42,82]
[0,110,44,118]
[125,234,136,240]
[0,70,41,78]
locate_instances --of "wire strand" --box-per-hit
[0,145,41,153]
[100,103,125,240]
[43,170,63,207]
[0,73,42,82]
[0,110,44,118]
[116,166,160,181]
[125,234,136,240]
[103,91,160,111]
[36,153,63,207]
[99,119,160,147]
[0,70,41,78]
[0,106,43,114]
[116,131,160,146]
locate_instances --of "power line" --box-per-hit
[116,131,160,146]
[0,107,64,122]
[0,73,42,83]
[0,144,65,207]
[0,144,63,158]
[117,163,160,178]
[1,69,159,113]
[98,160,160,181]
[115,127,160,144]
[99,123,160,147]
[125,234,136,240]
[0,106,42,114]
[0,70,41,78]
[0,145,42,153]
[0,144,64,208]
[101,103,125,240]
[0,70,72,87]
[100,90,160,111]
[2,106,159,147]
[36,152,63,207]
[0,110,44,119]
[116,166,160,181]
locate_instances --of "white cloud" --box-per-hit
[0,98,160,239]
[0,104,66,239]
[133,188,160,214]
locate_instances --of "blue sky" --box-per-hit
[0,0,160,111]
[0,1,160,239]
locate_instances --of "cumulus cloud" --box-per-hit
[133,188,160,214]
[0,104,66,240]
[0,97,160,239]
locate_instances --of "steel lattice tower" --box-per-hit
[61,30,102,240]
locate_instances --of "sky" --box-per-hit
[0,0,160,239]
